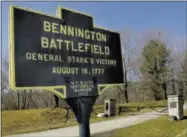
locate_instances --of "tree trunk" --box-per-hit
[154,91,159,101]
[21,90,27,109]
[172,79,176,95]
[54,95,60,108]
[154,83,160,101]
[17,92,20,110]
[124,70,129,103]
[179,81,184,96]
[26,90,33,109]
[162,82,167,100]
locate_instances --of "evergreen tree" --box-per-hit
[140,40,171,100]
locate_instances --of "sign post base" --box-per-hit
[66,96,98,137]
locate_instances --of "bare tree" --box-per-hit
[118,29,135,103]
[2,56,36,110]
[2,57,9,92]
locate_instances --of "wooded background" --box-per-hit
[2,29,187,110]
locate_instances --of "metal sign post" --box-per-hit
[8,5,124,137]
[66,96,97,137]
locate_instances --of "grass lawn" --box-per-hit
[2,100,168,136]
[93,110,187,137]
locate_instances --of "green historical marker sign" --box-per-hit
[9,5,124,98]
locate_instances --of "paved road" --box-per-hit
[6,104,187,137]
